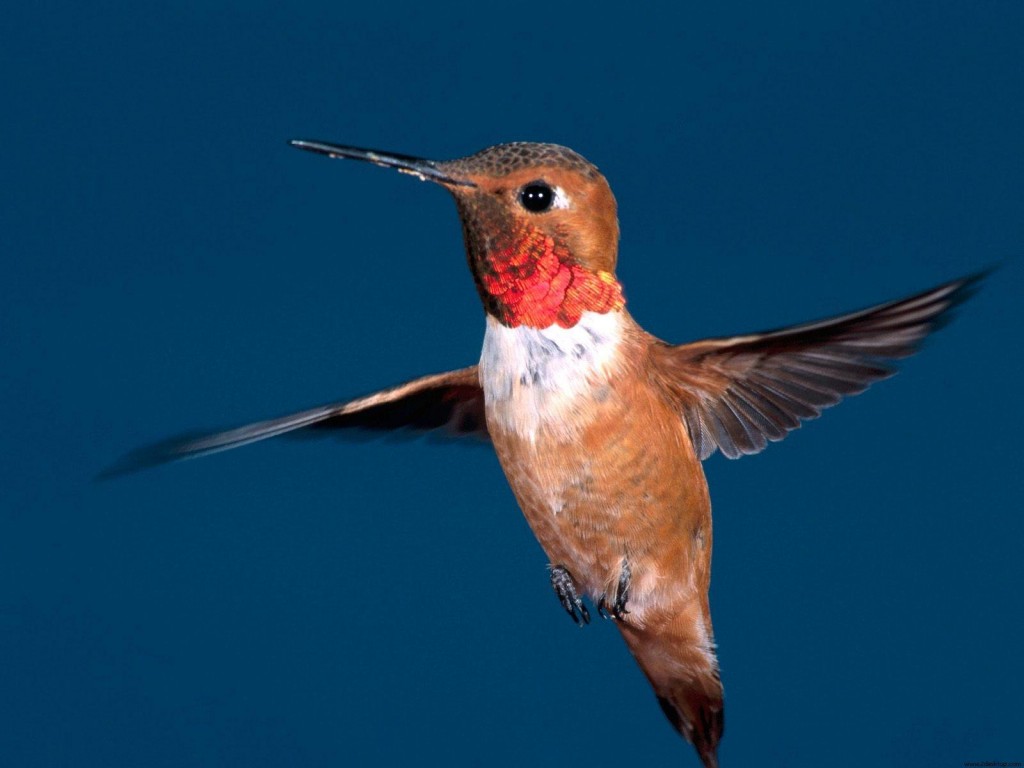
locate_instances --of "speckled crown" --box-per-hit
[440,142,600,179]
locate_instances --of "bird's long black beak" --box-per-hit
[289,140,476,187]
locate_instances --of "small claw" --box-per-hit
[550,565,590,627]
[599,560,632,620]
[614,560,631,618]
[558,593,577,622]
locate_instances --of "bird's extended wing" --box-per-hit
[102,366,487,476]
[650,273,985,460]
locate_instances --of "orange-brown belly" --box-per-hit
[487,377,713,619]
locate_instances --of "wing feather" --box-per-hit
[652,272,986,460]
[101,366,487,477]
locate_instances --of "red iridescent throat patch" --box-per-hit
[481,227,624,329]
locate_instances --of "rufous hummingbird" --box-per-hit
[111,139,984,767]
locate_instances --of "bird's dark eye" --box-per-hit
[519,182,554,213]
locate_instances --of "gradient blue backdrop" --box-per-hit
[2,3,1022,766]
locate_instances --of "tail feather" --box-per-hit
[619,611,724,767]
[654,677,724,768]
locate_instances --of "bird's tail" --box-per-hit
[618,610,724,768]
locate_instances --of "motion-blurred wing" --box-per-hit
[102,366,487,476]
[651,273,985,460]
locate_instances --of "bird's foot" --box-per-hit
[550,565,590,626]
[597,559,631,621]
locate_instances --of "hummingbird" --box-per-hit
[111,139,983,767]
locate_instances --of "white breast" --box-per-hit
[478,310,626,441]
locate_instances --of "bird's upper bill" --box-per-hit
[289,139,601,188]
[288,140,478,186]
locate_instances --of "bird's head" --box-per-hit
[291,140,624,329]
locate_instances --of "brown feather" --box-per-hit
[483,315,723,764]
[619,609,724,768]
[99,366,486,477]
[650,272,985,459]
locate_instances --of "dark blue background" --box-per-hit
[2,2,1022,766]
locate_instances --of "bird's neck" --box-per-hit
[477,225,624,330]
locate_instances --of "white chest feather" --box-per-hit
[478,310,625,441]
